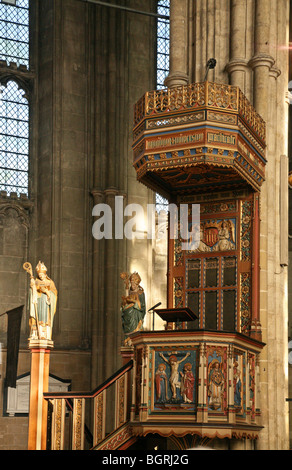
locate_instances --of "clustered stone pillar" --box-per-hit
[164,0,189,88]
[249,0,289,450]
[250,0,274,120]
[90,187,126,388]
[91,189,104,390]
[226,0,253,98]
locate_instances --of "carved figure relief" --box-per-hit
[155,364,168,403]
[180,363,195,404]
[214,220,235,251]
[153,349,197,409]
[207,357,225,411]
[233,360,242,411]
[159,352,191,400]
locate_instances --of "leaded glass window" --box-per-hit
[0,80,29,195]
[0,0,30,196]
[156,0,170,210]
[157,0,170,89]
[0,0,29,68]
[156,192,169,214]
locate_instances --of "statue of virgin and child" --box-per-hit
[120,271,146,346]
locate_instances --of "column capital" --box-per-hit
[91,187,126,204]
[164,71,189,88]
[90,188,104,204]
[104,187,124,198]
[269,66,281,80]
[225,58,249,74]
[248,53,275,70]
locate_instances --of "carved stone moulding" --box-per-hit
[0,59,34,97]
[132,81,266,199]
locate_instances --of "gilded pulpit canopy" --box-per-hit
[23,261,58,341]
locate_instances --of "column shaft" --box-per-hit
[165,0,189,87]
[28,340,53,450]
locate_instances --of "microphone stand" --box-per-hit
[148,302,162,331]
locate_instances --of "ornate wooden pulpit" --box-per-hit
[130,81,266,445]
[133,81,265,341]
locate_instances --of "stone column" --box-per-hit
[249,0,289,450]
[164,0,189,87]
[90,187,126,388]
[249,0,274,120]
[90,1,129,386]
[191,0,230,84]
[35,0,91,349]
[103,188,124,375]
[90,189,104,389]
[250,0,271,445]
[226,0,253,97]
[27,339,53,450]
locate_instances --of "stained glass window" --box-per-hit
[0,0,30,196]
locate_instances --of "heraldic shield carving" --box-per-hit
[191,219,236,253]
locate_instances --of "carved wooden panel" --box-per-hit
[168,194,258,336]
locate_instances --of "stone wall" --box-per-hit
[0,348,90,450]
[0,0,159,450]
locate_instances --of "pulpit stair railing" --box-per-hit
[44,360,133,450]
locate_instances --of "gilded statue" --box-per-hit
[23,261,58,341]
[120,271,146,346]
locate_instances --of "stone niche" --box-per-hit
[0,200,31,341]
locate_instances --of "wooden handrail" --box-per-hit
[43,360,133,400]
[44,360,134,450]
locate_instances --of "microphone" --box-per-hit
[148,302,161,312]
